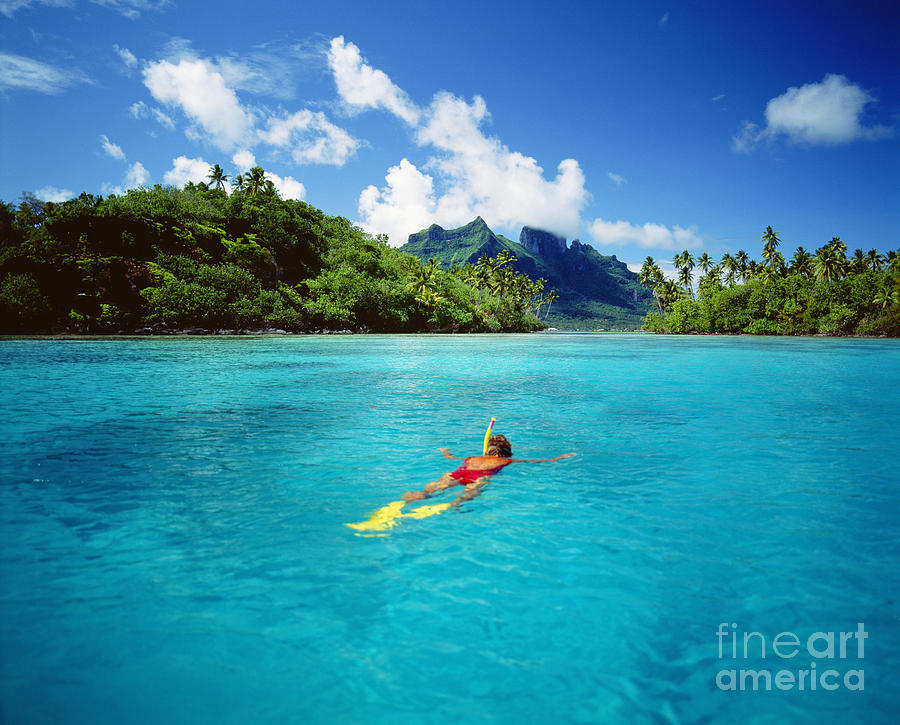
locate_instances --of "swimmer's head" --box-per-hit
[485,434,512,457]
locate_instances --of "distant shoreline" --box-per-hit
[4,329,896,340]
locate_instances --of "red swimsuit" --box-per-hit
[448,457,510,484]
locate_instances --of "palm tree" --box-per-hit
[760,230,785,305]
[496,249,516,267]
[638,256,657,289]
[791,247,813,278]
[720,253,737,286]
[658,279,683,311]
[678,265,694,297]
[475,255,496,308]
[416,288,443,310]
[529,278,546,316]
[233,174,245,192]
[815,244,842,306]
[761,265,781,301]
[673,250,695,297]
[697,252,713,276]
[851,248,867,274]
[543,290,559,321]
[831,239,850,279]
[207,164,229,191]
[866,249,885,271]
[735,249,750,281]
[761,226,781,269]
[245,166,267,197]
[773,251,787,275]
[511,274,531,313]
[460,264,479,303]
[828,236,847,256]
[872,286,899,333]
[639,257,666,314]
[493,266,516,313]
[407,263,436,299]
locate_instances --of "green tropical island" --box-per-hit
[0,168,549,335]
[639,227,900,336]
[1,167,897,336]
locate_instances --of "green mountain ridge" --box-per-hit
[400,218,653,328]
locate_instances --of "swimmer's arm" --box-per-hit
[510,452,576,464]
[438,448,460,459]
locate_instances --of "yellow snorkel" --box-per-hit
[482,417,497,455]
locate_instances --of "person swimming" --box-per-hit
[401,434,574,508]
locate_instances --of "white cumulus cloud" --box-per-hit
[259,110,360,166]
[358,159,438,245]
[328,36,420,125]
[140,50,359,170]
[102,160,151,196]
[232,149,256,171]
[144,58,255,152]
[125,160,149,187]
[367,90,587,243]
[333,42,590,245]
[100,134,126,161]
[733,73,892,152]
[34,185,74,202]
[589,218,702,250]
[264,171,305,200]
[163,155,211,187]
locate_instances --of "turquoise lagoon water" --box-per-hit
[0,334,898,724]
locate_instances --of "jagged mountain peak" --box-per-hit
[400,218,653,327]
[520,226,568,258]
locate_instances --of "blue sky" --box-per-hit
[1,0,898,274]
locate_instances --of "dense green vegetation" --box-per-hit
[639,227,900,336]
[0,168,550,334]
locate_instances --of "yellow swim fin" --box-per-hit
[345,500,407,532]
[402,503,451,519]
[345,500,452,532]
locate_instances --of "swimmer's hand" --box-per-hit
[438,448,459,459]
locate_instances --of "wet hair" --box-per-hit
[485,434,512,457]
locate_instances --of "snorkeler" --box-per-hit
[345,427,575,533]
[401,434,575,508]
